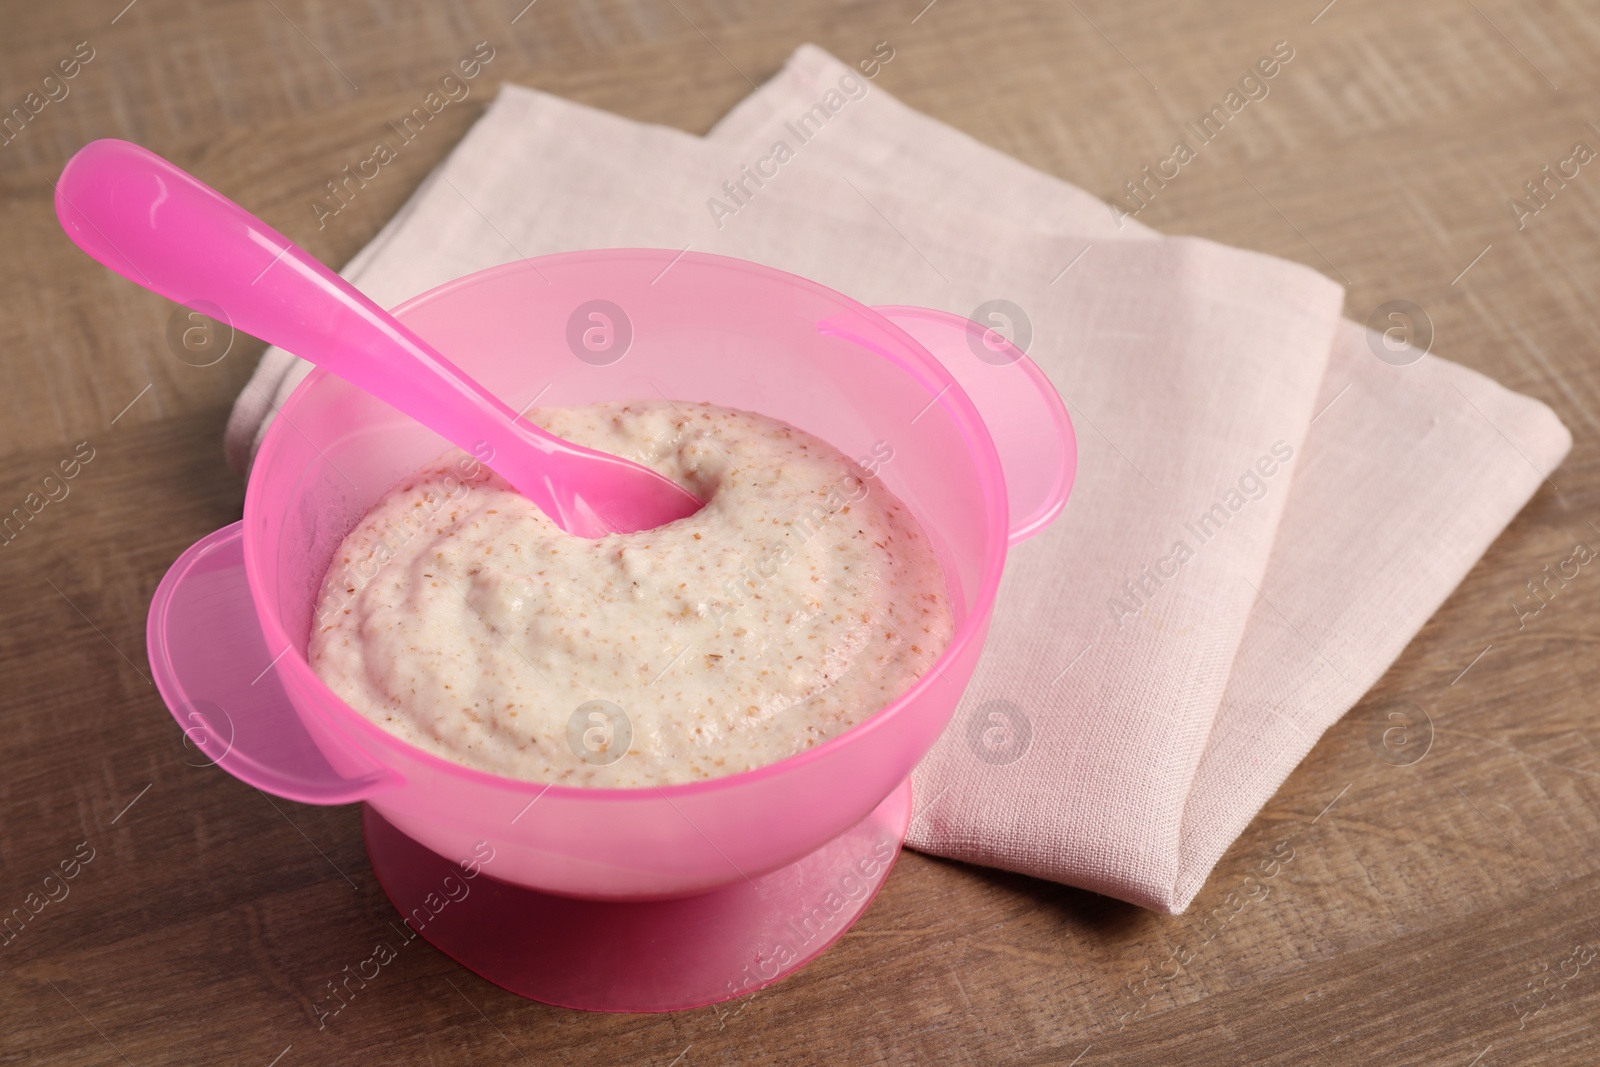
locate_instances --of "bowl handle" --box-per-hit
[872,306,1075,545]
[146,522,405,804]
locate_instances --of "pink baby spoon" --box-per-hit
[54,138,702,537]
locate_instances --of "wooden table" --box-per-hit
[4,1,1599,1063]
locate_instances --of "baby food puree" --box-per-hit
[309,400,953,787]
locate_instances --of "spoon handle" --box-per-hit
[55,139,566,508]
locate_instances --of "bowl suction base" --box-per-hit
[361,778,912,1012]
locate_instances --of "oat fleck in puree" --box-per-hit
[309,400,953,787]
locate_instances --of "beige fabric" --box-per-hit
[225,49,1570,912]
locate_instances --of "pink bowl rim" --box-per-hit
[242,248,1009,802]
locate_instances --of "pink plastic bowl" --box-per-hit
[149,250,1073,904]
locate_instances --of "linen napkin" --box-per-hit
[225,51,1570,913]
[707,46,1575,907]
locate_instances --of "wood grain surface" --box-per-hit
[4,0,1600,1063]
